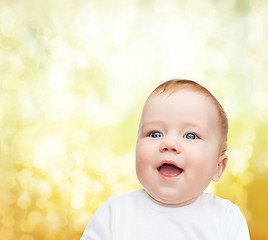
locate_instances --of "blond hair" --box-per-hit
[149,79,228,154]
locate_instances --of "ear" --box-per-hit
[212,154,228,182]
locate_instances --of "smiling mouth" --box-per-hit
[157,163,183,177]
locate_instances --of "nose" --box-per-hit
[159,136,181,153]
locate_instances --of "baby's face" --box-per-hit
[136,89,227,207]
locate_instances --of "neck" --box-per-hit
[146,192,199,208]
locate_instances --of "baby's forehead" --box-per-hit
[144,90,218,116]
[143,90,222,125]
[147,89,213,106]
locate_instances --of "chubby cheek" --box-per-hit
[186,153,218,181]
[136,141,153,163]
[135,142,154,182]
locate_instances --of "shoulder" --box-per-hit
[200,193,249,237]
[106,189,146,207]
[90,189,146,218]
[81,190,145,238]
[197,192,247,223]
[200,192,239,211]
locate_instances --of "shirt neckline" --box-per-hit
[141,189,204,213]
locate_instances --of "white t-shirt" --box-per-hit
[81,189,250,240]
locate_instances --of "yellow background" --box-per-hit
[1,0,268,239]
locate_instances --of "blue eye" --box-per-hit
[184,133,198,140]
[150,131,163,138]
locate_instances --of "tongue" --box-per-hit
[159,164,182,177]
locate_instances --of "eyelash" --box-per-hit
[183,132,199,140]
[148,131,200,139]
[149,131,163,138]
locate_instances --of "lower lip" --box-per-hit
[157,170,183,181]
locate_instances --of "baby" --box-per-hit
[81,79,250,239]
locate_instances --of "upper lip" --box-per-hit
[157,160,183,170]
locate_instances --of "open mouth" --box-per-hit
[157,163,183,177]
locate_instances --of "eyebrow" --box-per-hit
[183,123,210,137]
[141,120,208,133]
[141,120,165,129]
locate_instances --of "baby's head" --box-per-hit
[149,79,228,152]
[136,79,228,207]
